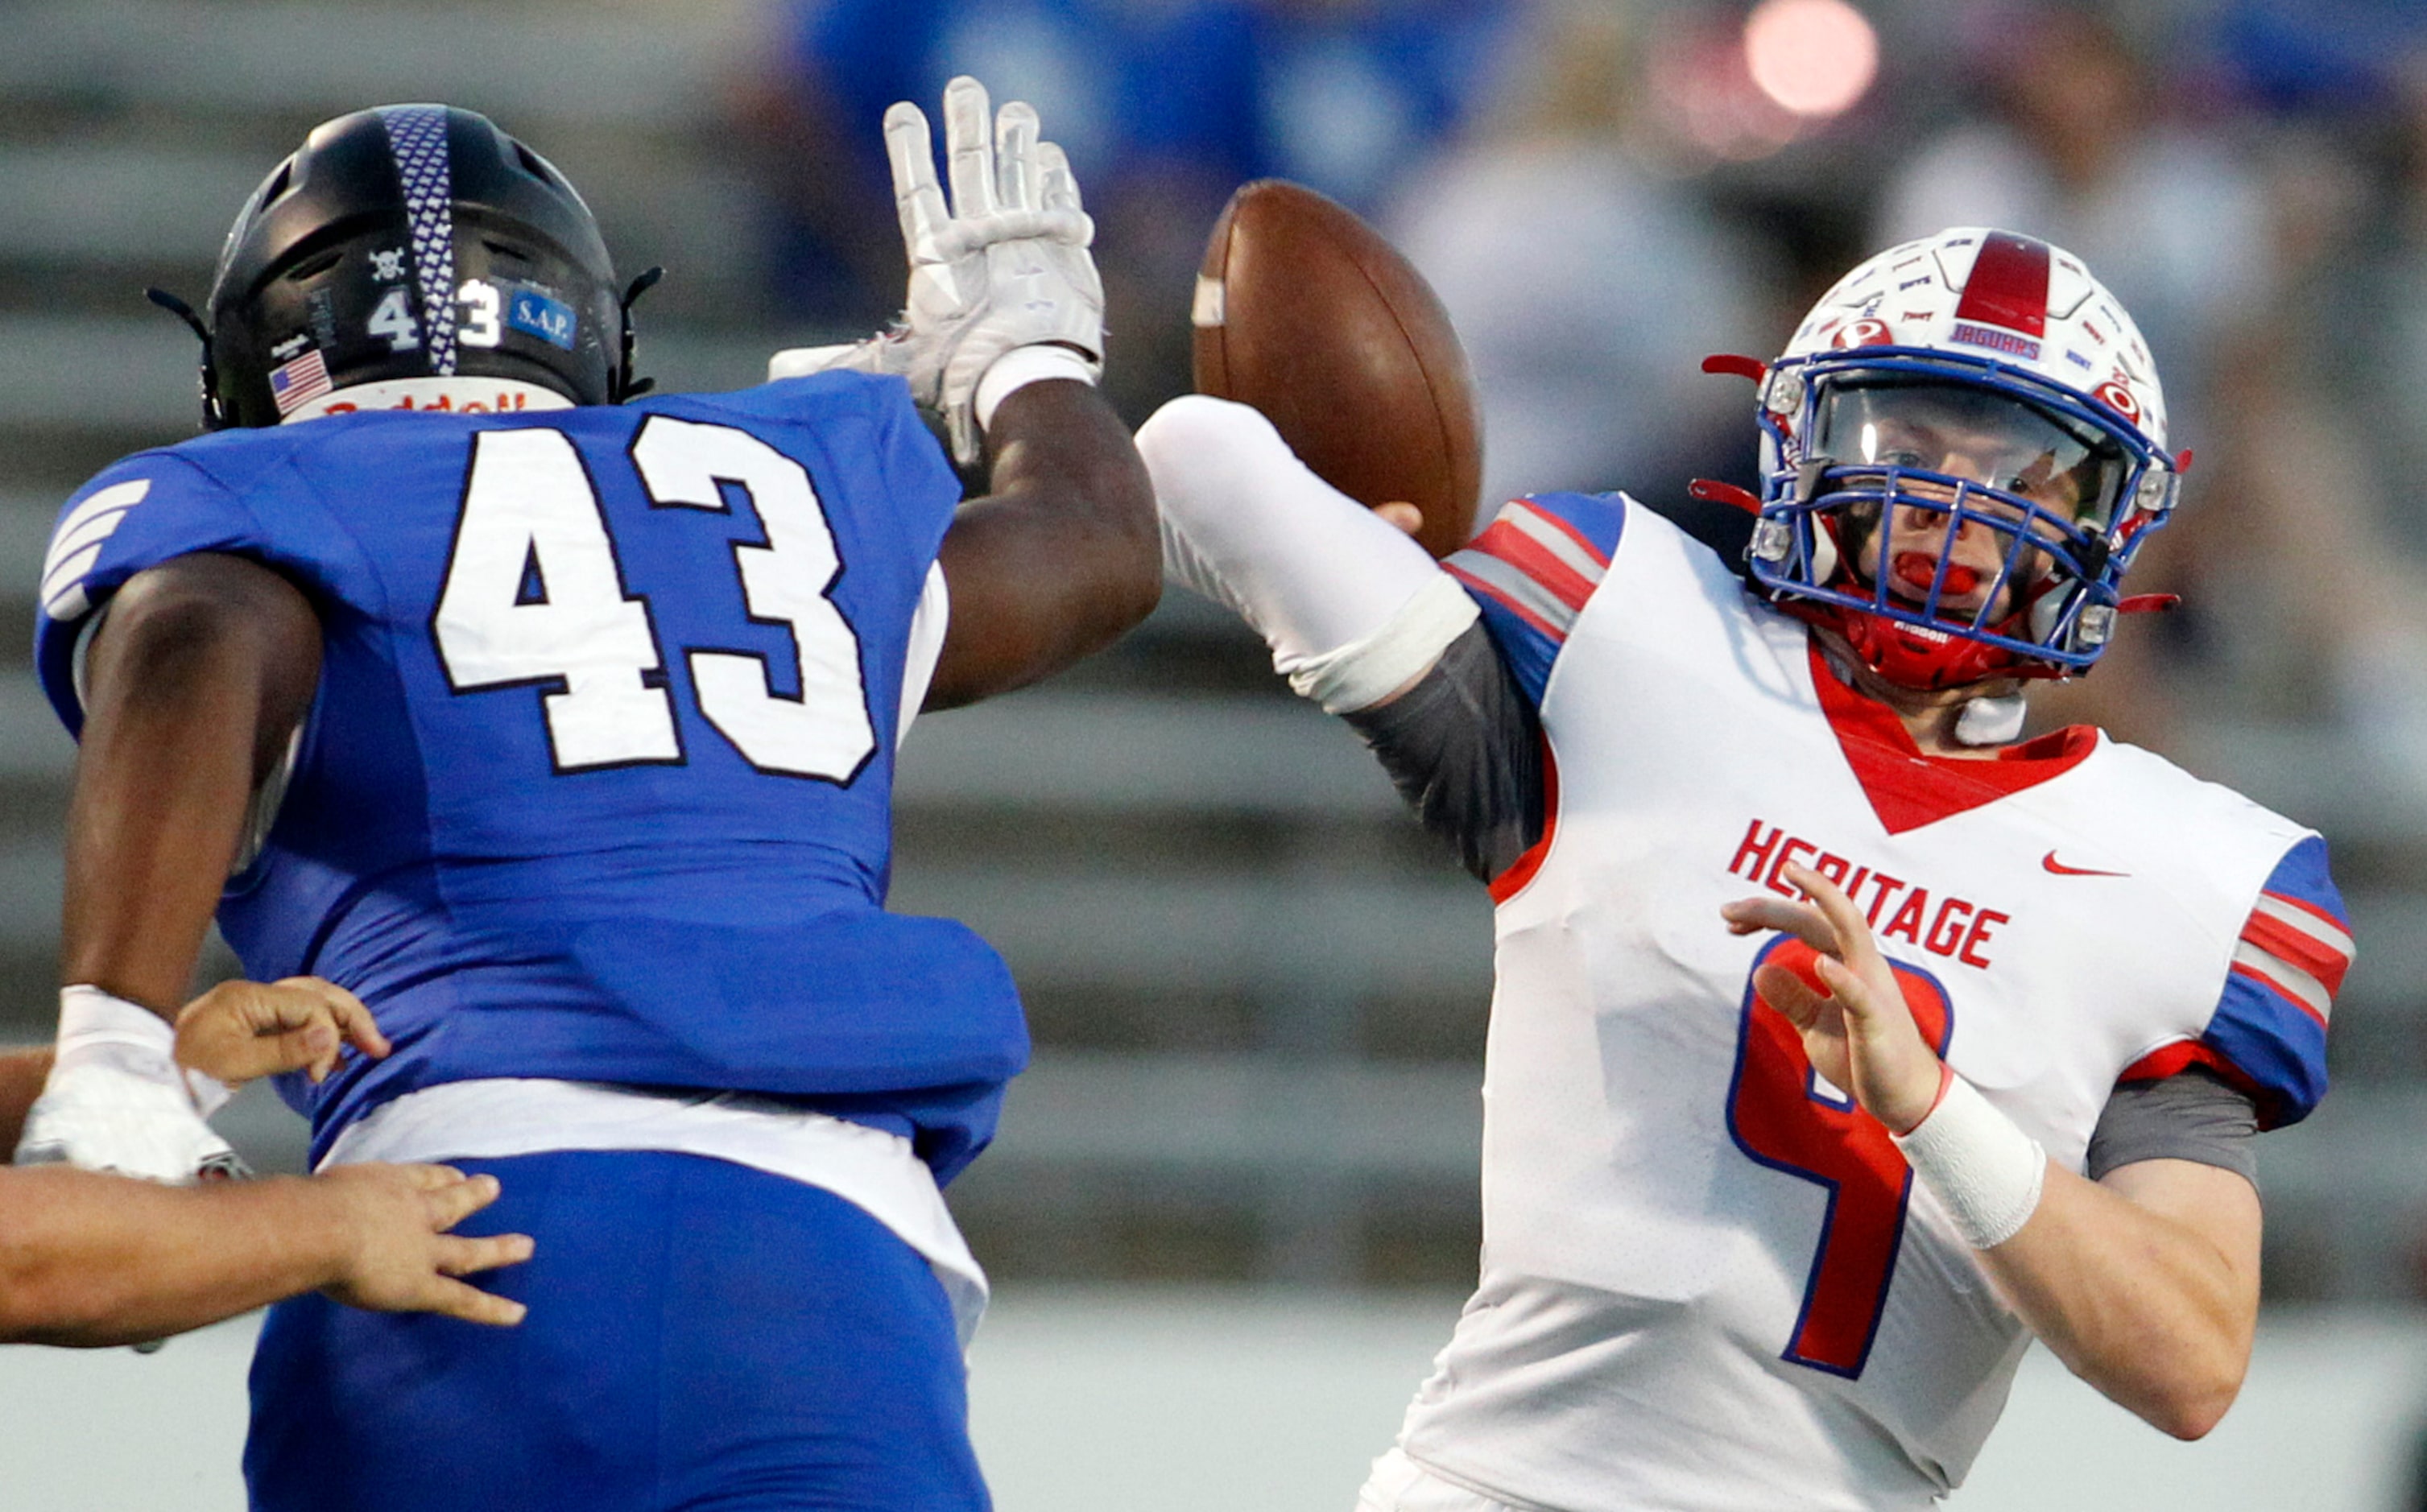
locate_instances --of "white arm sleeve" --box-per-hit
[1135,395,1474,713]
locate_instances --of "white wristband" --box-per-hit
[973,344,1098,432]
[1890,1072,2046,1249]
[56,985,230,1118]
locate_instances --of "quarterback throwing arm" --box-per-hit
[1141,393,2348,1506]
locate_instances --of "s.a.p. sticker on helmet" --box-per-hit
[507,287,578,350]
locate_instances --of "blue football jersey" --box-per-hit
[34,374,1025,1179]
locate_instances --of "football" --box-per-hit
[1191,179,1482,559]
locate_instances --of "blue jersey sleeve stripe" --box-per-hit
[2203,971,2330,1126]
[2190,835,2346,1127]
[1507,490,1627,559]
[2260,833,2343,917]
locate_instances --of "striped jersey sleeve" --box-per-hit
[34,452,271,734]
[1441,492,1628,705]
[2119,835,2349,1128]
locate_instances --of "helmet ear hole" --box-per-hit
[284,247,342,283]
[2028,585,2068,643]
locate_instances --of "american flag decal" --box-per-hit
[269,349,333,415]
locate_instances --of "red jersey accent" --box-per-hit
[2115,1038,2295,1129]
[2229,960,2330,1030]
[1951,232,2052,338]
[1444,560,1562,642]
[1490,740,1561,904]
[1809,643,2095,835]
[2042,851,2128,877]
[1470,513,1599,609]
[2242,906,2352,999]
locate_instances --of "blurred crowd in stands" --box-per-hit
[722,0,2427,783]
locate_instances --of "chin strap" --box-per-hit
[145,287,226,430]
[1952,692,2028,746]
[614,266,664,403]
[1829,601,2030,692]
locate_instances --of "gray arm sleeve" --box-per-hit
[2084,1068,2260,1186]
[1338,622,1546,882]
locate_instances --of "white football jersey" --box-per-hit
[1388,494,2346,1510]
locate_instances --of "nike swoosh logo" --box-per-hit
[2043,850,2129,878]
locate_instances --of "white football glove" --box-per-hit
[768,334,915,384]
[883,75,1103,465]
[14,986,247,1184]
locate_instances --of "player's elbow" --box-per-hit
[2136,1358,2246,1441]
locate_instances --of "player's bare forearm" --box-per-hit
[924,378,1158,709]
[0,1047,53,1152]
[1977,1157,2260,1440]
[0,1167,349,1345]
[60,554,322,1010]
[0,1162,530,1345]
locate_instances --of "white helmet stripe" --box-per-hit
[378,105,458,377]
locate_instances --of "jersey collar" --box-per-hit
[1808,640,2096,835]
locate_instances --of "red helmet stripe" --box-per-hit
[1952,231,2051,337]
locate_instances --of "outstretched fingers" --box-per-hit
[1036,140,1085,221]
[1719,894,1835,952]
[412,1166,503,1229]
[1779,862,1887,978]
[994,99,1038,212]
[883,101,948,262]
[276,976,389,1062]
[942,75,999,221]
[434,1231,535,1280]
[415,1274,529,1328]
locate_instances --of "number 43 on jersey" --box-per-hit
[432,416,876,781]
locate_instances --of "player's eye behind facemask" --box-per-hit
[195,103,635,429]
[1813,379,2129,531]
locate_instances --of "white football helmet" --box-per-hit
[1723,227,2181,689]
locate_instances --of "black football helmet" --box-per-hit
[184,104,651,428]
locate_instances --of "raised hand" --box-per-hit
[881,75,1102,463]
[1721,861,1947,1135]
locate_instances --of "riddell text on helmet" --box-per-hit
[1729,818,2011,970]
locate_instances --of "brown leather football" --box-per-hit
[1191,179,1482,560]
